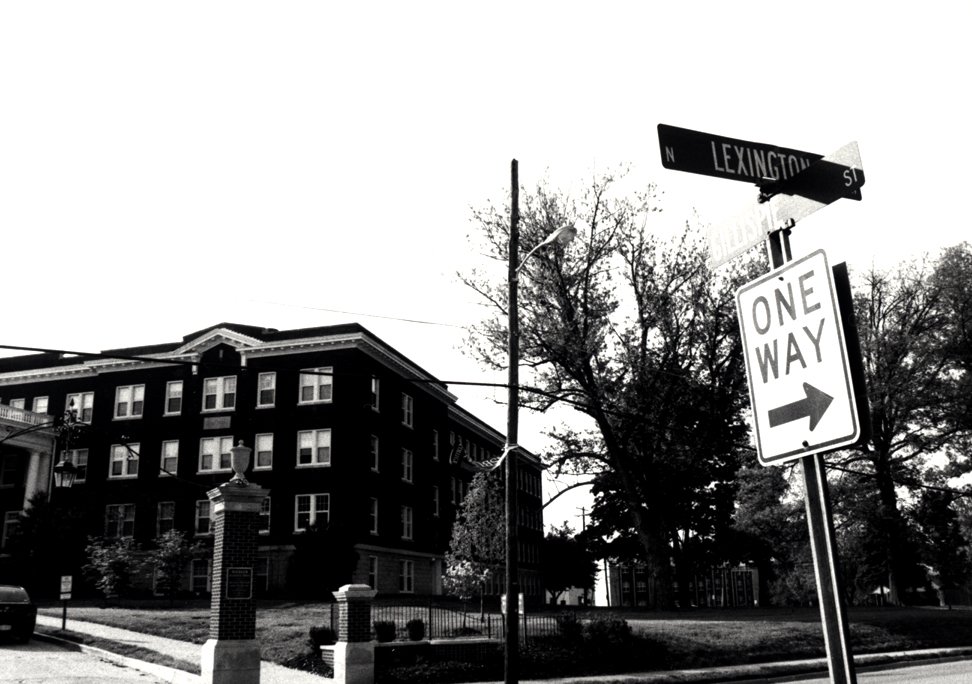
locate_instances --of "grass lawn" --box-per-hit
[36,601,972,677]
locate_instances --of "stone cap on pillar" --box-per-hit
[207,482,270,513]
[333,584,377,602]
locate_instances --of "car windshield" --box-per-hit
[0,586,30,603]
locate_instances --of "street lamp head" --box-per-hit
[53,457,77,489]
[541,223,578,248]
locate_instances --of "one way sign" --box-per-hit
[736,250,860,465]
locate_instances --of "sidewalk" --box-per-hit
[34,614,972,684]
[35,614,327,683]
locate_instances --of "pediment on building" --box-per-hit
[171,327,264,357]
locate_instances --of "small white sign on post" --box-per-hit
[736,249,861,465]
[60,575,73,601]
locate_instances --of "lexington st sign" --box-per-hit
[736,250,861,465]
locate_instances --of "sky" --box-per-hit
[2,1,971,541]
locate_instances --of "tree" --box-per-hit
[145,530,202,602]
[445,470,505,618]
[910,487,972,606]
[83,536,143,602]
[463,170,760,608]
[542,523,597,605]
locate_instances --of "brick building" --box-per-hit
[0,323,544,599]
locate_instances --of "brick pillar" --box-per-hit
[201,480,269,684]
[331,584,377,684]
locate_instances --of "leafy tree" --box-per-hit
[910,487,972,606]
[145,530,202,602]
[542,523,597,605]
[445,470,505,618]
[287,521,359,599]
[83,536,143,601]
[463,170,760,607]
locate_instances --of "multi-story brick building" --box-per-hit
[0,323,544,599]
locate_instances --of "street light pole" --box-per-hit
[505,158,521,684]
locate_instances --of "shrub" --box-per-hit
[583,616,633,650]
[374,620,397,642]
[308,625,337,647]
[555,611,582,641]
[406,618,426,641]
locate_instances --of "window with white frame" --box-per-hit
[66,392,94,423]
[195,500,212,535]
[297,429,331,467]
[191,558,211,594]
[399,560,414,593]
[199,436,234,472]
[202,376,236,412]
[255,433,273,469]
[259,497,271,534]
[114,385,144,419]
[157,501,175,536]
[109,443,139,479]
[68,448,88,484]
[257,372,276,407]
[400,505,413,540]
[298,367,333,404]
[8,399,24,410]
[370,435,379,471]
[432,430,439,461]
[368,556,378,589]
[369,376,380,411]
[401,449,413,483]
[32,396,48,414]
[433,486,439,517]
[401,393,413,427]
[164,381,183,415]
[2,511,20,549]
[369,497,378,534]
[295,493,329,532]
[161,441,179,476]
[0,456,19,487]
[105,503,136,538]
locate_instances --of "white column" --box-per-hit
[23,450,52,507]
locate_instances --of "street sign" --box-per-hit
[60,575,72,601]
[736,250,860,465]
[706,142,866,270]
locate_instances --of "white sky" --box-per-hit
[2,2,970,535]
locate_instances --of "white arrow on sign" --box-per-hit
[735,249,860,465]
[707,142,864,270]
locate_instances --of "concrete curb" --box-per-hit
[33,630,202,684]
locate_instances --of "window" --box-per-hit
[105,503,136,538]
[199,436,234,472]
[254,558,270,594]
[0,456,20,487]
[399,560,414,593]
[370,435,379,471]
[401,393,413,427]
[255,433,273,469]
[191,558,211,594]
[450,477,458,504]
[195,500,212,535]
[295,493,329,532]
[114,385,144,419]
[257,372,276,407]
[202,376,236,412]
[432,430,439,461]
[401,449,413,483]
[32,396,48,414]
[259,497,271,534]
[369,498,378,535]
[368,556,378,590]
[164,381,183,415]
[299,367,333,404]
[433,486,439,517]
[297,429,331,467]
[109,443,139,479]
[369,377,380,411]
[400,506,413,540]
[157,502,175,536]
[9,399,24,410]
[161,441,179,476]
[2,511,20,549]
[64,448,87,484]
[66,392,94,423]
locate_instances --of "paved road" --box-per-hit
[776,657,972,683]
[0,637,164,683]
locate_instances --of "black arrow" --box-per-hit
[768,383,834,431]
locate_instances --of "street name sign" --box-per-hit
[736,250,860,465]
[706,142,866,270]
[658,124,861,200]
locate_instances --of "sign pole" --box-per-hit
[767,228,856,684]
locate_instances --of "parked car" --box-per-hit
[0,585,36,643]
